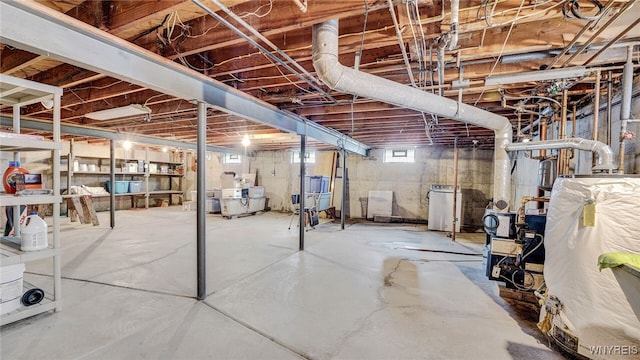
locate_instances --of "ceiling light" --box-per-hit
[242,134,251,147]
[484,66,587,86]
[122,140,132,150]
[162,147,168,153]
[85,104,152,120]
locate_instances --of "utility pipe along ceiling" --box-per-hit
[1,0,639,151]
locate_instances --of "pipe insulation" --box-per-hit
[618,46,634,173]
[505,138,615,171]
[449,0,459,50]
[312,20,513,208]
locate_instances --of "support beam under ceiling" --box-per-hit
[0,1,369,156]
[0,116,236,154]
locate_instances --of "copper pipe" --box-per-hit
[540,119,548,159]
[607,71,613,145]
[593,70,601,144]
[517,111,522,137]
[558,89,568,175]
[572,103,577,138]
[518,196,550,225]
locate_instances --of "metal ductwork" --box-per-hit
[312,20,513,209]
[505,138,615,171]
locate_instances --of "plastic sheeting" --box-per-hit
[542,176,640,359]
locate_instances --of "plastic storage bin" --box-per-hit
[106,180,130,194]
[0,263,25,315]
[308,176,330,193]
[129,181,143,193]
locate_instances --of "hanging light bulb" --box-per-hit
[122,140,132,150]
[242,134,251,147]
[162,147,168,153]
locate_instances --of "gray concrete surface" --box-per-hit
[1,208,565,359]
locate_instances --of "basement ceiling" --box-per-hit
[1,0,639,151]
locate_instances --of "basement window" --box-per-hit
[224,153,242,164]
[291,151,316,164]
[383,149,415,163]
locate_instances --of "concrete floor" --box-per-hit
[1,208,566,359]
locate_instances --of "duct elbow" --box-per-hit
[312,20,344,89]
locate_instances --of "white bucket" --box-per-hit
[21,213,48,251]
[0,263,25,315]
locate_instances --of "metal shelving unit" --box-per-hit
[0,74,63,326]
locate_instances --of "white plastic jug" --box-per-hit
[21,213,48,251]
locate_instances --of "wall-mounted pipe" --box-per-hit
[506,138,615,171]
[313,20,513,209]
[618,46,634,174]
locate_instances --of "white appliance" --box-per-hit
[428,184,462,232]
[222,188,242,198]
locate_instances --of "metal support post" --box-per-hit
[109,139,115,229]
[299,135,306,251]
[197,101,207,300]
[341,148,347,230]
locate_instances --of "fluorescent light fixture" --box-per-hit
[485,66,587,86]
[85,104,151,120]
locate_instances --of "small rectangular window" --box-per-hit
[292,151,315,164]
[224,153,242,164]
[384,149,414,163]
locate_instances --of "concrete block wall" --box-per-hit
[241,147,494,228]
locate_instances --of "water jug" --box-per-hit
[21,212,48,251]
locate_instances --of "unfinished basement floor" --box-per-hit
[1,208,565,359]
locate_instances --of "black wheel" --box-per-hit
[21,288,45,306]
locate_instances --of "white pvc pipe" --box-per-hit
[505,138,615,171]
[312,20,513,209]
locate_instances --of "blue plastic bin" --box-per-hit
[106,180,129,194]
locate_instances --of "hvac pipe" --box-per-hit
[618,46,634,174]
[506,138,615,171]
[313,20,513,209]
